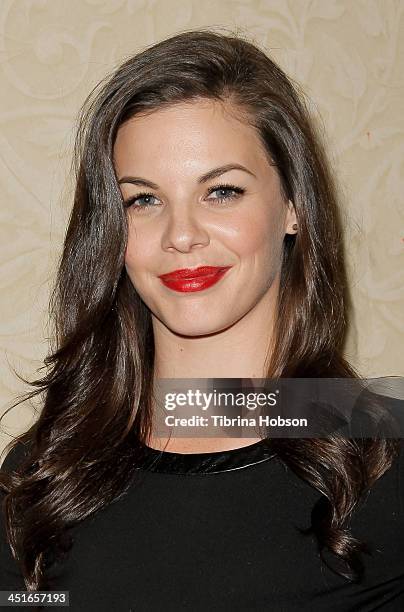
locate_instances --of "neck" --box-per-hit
[148,283,278,452]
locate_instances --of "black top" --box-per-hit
[1,438,403,611]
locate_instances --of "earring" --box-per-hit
[292,223,298,231]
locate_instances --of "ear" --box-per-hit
[285,199,297,235]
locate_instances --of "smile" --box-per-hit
[158,266,232,293]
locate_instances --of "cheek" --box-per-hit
[229,209,283,259]
[124,223,154,270]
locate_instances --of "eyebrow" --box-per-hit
[117,163,256,188]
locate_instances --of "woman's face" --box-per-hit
[114,99,297,337]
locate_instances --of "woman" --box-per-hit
[1,29,403,611]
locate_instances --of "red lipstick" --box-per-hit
[158,266,232,293]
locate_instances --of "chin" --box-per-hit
[159,311,241,338]
[164,322,222,338]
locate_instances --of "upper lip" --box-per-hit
[158,266,231,280]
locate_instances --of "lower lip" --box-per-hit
[159,268,231,293]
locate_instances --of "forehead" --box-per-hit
[113,99,271,175]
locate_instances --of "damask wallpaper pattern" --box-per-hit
[1,0,403,451]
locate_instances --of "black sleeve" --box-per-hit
[0,443,28,590]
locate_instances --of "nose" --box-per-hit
[161,205,210,253]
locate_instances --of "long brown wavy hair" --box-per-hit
[0,28,400,593]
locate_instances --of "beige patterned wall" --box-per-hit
[1,0,403,452]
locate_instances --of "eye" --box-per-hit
[206,184,245,204]
[123,183,245,211]
[123,192,160,210]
